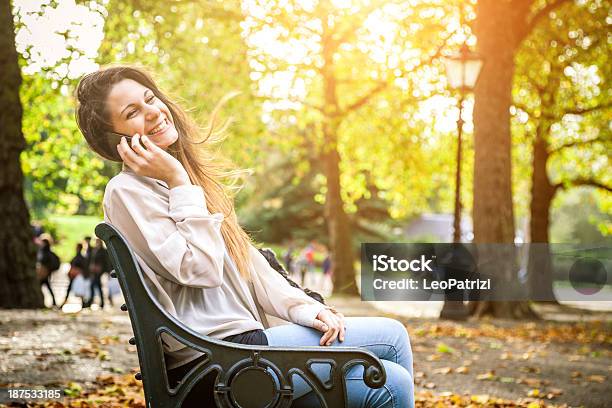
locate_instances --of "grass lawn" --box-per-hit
[48,215,102,262]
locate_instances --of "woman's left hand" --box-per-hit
[313,308,346,346]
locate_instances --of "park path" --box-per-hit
[2,293,611,407]
[26,265,612,407]
[44,264,612,320]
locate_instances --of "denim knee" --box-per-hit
[378,317,413,376]
[386,317,410,343]
[346,360,414,408]
[382,360,414,408]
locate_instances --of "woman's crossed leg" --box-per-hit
[264,317,414,408]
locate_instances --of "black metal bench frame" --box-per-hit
[95,222,386,408]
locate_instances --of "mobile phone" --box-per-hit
[103,131,146,162]
[106,131,148,150]
[107,131,132,145]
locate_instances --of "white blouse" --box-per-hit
[103,167,327,369]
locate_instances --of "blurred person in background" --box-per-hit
[89,238,112,308]
[37,236,61,308]
[61,242,87,307]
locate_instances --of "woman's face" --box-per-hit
[106,78,179,150]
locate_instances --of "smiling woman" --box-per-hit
[75,66,254,278]
[74,65,414,408]
[106,81,178,150]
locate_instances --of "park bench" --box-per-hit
[95,222,386,408]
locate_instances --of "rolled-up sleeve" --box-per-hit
[248,245,330,328]
[105,180,226,288]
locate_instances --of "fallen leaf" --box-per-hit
[414,328,426,336]
[63,382,82,397]
[470,394,490,404]
[433,366,452,375]
[587,374,605,383]
[96,375,115,386]
[436,342,455,354]
[78,347,98,357]
[476,371,497,381]
[456,366,469,374]
[518,377,541,387]
[528,388,540,397]
[97,350,110,361]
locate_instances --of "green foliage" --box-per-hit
[14,1,121,218]
[240,150,402,245]
[48,215,102,262]
[512,0,611,222]
[550,188,612,244]
[13,0,609,249]
[20,73,110,217]
[98,0,265,168]
[244,0,461,219]
[15,0,264,218]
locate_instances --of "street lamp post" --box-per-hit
[453,94,465,243]
[443,43,484,243]
[439,43,483,320]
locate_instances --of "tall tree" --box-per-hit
[471,0,582,317]
[0,0,44,308]
[513,0,611,300]
[14,0,120,217]
[16,0,264,219]
[245,0,451,294]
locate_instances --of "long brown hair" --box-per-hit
[75,65,253,279]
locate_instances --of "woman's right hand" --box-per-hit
[117,134,191,188]
[313,308,346,346]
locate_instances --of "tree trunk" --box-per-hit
[528,130,558,301]
[0,0,44,308]
[320,24,358,296]
[471,0,534,317]
[529,139,554,242]
[473,0,518,246]
[324,146,358,295]
[471,299,538,319]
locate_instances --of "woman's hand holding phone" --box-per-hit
[116,133,190,188]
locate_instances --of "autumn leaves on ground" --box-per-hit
[1,304,610,408]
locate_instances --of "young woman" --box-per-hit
[75,66,414,407]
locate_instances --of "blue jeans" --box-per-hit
[264,317,414,408]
